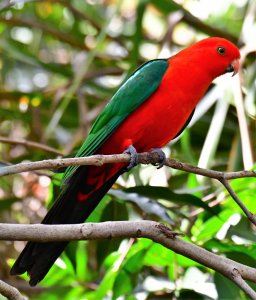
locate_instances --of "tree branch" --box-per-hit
[1,221,256,298]
[231,269,256,300]
[0,136,62,155]
[0,152,255,224]
[0,16,88,50]
[0,279,24,300]
[220,178,256,224]
[0,152,255,179]
[1,154,255,297]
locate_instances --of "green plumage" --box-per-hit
[63,59,169,181]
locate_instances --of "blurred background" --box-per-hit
[0,0,255,299]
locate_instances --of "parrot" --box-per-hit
[10,37,240,286]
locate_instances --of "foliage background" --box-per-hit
[0,0,255,299]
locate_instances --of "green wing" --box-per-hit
[63,59,169,181]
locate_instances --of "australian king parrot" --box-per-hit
[11,37,240,286]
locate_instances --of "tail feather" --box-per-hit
[10,241,69,286]
[10,165,123,286]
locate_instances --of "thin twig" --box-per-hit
[181,8,239,44]
[0,137,63,155]
[220,178,256,225]
[2,221,256,298]
[163,158,256,180]
[0,16,87,50]
[55,0,125,47]
[230,268,256,300]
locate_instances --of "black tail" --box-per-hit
[10,166,123,286]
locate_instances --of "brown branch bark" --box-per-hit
[1,154,255,297]
[181,10,239,45]
[220,178,256,224]
[0,137,63,155]
[231,269,256,300]
[0,279,24,300]
[1,221,256,298]
[0,152,255,179]
[0,152,255,224]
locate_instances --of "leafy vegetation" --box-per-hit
[0,0,255,299]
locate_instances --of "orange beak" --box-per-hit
[226,59,240,76]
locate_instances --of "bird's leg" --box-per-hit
[150,148,166,169]
[123,145,138,171]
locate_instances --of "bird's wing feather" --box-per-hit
[63,59,169,182]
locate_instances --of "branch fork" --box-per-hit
[0,153,255,298]
[1,221,256,298]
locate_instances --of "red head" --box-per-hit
[172,37,241,80]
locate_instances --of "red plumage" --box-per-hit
[11,37,240,285]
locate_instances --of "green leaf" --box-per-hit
[64,241,78,274]
[150,0,180,14]
[113,270,134,299]
[109,189,174,223]
[0,198,19,211]
[124,249,146,273]
[214,273,241,300]
[96,199,128,265]
[125,186,218,215]
[178,289,205,299]
[111,249,147,298]
[205,238,256,259]
[193,209,234,242]
[76,242,89,282]
[93,268,118,300]
[226,252,256,267]
[226,177,256,212]
[144,243,172,267]
[227,216,256,242]
[86,195,112,222]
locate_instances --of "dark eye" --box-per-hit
[217,47,226,55]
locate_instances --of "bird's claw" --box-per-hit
[123,145,138,171]
[150,148,166,169]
